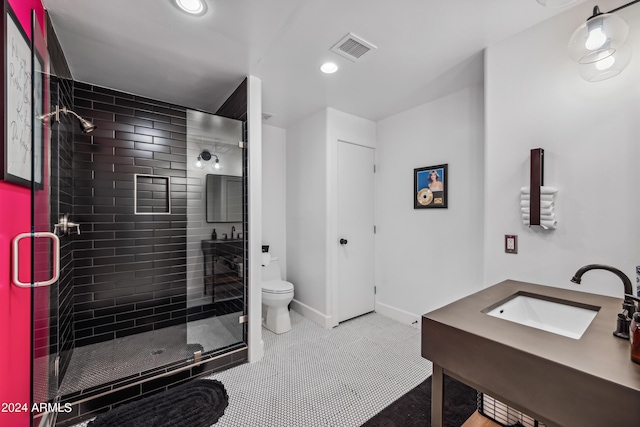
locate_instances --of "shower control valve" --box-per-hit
[54,213,81,236]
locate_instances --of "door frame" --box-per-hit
[327,131,376,328]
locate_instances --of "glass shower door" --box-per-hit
[30,11,61,427]
[185,111,247,354]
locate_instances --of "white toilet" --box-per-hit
[261,255,294,334]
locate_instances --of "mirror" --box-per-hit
[206,174,243,223]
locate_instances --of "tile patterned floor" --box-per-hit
[207,311,432,427]
[71,310,432,427]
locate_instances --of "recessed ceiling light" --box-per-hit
[175,0,207,15]
[321,62,338,74]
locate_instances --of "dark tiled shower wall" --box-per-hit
[72,82,189,347]
[215,78,247,122]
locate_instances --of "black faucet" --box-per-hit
[571,264,636,339]
[231,226,236,239]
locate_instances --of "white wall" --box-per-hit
[280,1,640,330]
[286,108,377,327]
[262,124,287,278]
[484,1,640,298]
[286,109,329,320]
[327,108,377,144]
[375,85,485,321]
[247,75,264,362]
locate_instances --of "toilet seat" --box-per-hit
[262,280,294,294]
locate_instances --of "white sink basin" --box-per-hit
[484,293,599,339]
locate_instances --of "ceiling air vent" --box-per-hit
[330,33,377,62]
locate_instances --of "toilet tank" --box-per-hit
[262,257,282,281]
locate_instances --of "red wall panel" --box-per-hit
[0,1,45,426]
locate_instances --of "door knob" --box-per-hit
[339,238,348,245]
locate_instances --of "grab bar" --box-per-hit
[12,232,60,288]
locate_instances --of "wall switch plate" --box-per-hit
[505,235,517,254]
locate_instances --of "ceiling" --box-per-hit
[42,0,583,128]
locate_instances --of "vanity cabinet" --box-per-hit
[201,239,244,303]
[422,280,640,427]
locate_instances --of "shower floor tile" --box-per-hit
[60,313,243,396]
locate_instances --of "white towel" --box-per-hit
[521,207,554,215]
[520,186,558,195]
[522,213,555,221]
[520,194,554,202]
[261,252,271,267]
[520,200,554,208]
[523,219,558,229]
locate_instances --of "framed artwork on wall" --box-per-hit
[414,163,448,209]
[3,4,43,188]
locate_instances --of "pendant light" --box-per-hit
[567,7,629,64]
[566,2,639,82]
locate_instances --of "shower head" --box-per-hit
[40,106,97,134]
[77,116,97,134]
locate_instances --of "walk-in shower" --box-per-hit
[5,9,249,425]
[48,81,248,426]
[27,32,249,427]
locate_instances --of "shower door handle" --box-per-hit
[12,232,60,288]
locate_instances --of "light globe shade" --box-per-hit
[568,13,629,64]
[578,44,632,82]
[536,0,577,8]
[193,156,205,169]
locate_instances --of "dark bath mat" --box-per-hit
[362,374,477,427]
[87,379,228,427]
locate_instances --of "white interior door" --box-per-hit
[337,141,375,322]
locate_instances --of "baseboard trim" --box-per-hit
[375,301,421,329]
[290,299,333,329]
